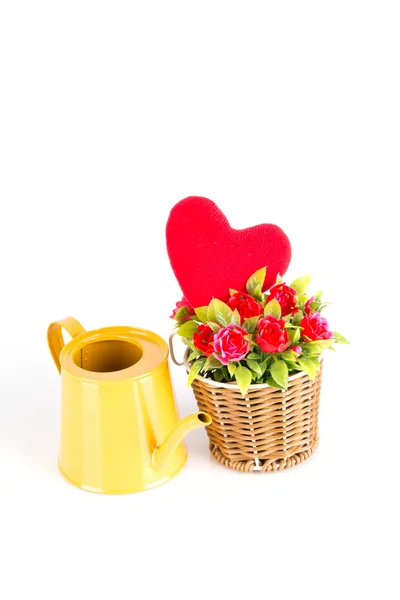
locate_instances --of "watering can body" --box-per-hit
[48,317,210,494]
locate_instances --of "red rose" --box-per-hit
[304,296,315,315]
[267,283,298,316]
[228,292,263,323]
[256,315,290,354]
[170,297,195,320]
[300,312,333,341]
[193,323,215,356]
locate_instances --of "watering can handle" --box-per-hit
[168,332,186,367]
[47,317,86,374]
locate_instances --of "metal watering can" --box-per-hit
[47,317,211,494]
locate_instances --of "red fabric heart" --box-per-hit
[166,196,291,307]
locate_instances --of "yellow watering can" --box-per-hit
[47,317,211,494]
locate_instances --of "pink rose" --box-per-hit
[291,345,302,356]
[300,312,333,341]
[213,323,250,365]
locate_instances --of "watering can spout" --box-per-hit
[152,412,212,472]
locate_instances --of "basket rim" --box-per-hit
[184,349,320,391]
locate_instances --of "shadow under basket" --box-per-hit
[187,356,323,472]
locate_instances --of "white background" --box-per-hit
[0,1,399,598]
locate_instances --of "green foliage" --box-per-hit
[207,321,220,332]
[290,274,311,295]
[303,339,334,354]
[266,376,285,390]
[194,306,208,323]
[235,365,252,397]
[270,359,288,388]
[231,309,241,326]
[203,354,223,371]
[207,301,217,322]
[287,327,301,344]
[246,267,266,300]
[298,357,317,380]
[242,315,260,333]
[208,298,233,326]
[333,331,350,344]
[187,349,202,361]
[227,362,237,377]
[177,320,198,338]
[174,306,190,320]
[187,358,206,386]
[246,359,264,378]
[264,298,281,319]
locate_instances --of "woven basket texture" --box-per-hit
[188,357,322,472]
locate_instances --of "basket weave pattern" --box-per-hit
[190,361,322,472]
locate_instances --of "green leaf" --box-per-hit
[246,267,266,300]
[288,327,301,344]
[285,361,300,371]
[207,299,217,322]
[174,306,190,320]
[186,340,196,352]
[266,376,284,390]
[308,356,321,370]
[187,349,202,361]
[246,359,263,377]
[230,309,241,326]
[290,274,311,295]
[203,354,223,371]
[207,321,220,333]
[227,362,237,377]
[229,288,238,296]
[270,360,288,389]
[264,298,281,319]
[280,350,297,361]
[333,331,350,344]
[213,369,225,382]
[306,339,334,352]
[242,315,260,333]
[177,320,198,338]
[187,358,206,386]
[194,306,208,323]
[298,357,317,380]
[247,351,260,360]
[235,365,252,397]
[211,298,234,326]
[292,312,303,326]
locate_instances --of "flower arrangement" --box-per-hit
[171,268,348,397]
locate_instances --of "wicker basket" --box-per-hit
[170,336,322,472]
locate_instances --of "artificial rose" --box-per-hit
[300,312,333,341]
[193,324,215,356]
[291,345,302,356]
[267,283,298,316]
[256,315,290,353]
[213,323,250,365]
[170,297,195,320]
[227,291,263,323]
[304,296,315,315]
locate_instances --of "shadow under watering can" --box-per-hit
[47,317,211,494]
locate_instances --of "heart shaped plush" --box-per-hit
[166,196,291,308]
